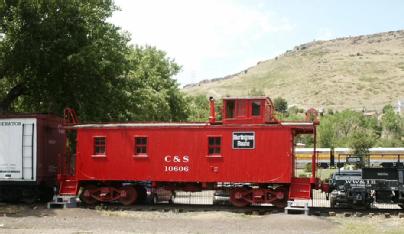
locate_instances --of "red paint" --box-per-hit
[75,125,294,183]
[60,97,319,205]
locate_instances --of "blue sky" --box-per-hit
[110,0,404,86]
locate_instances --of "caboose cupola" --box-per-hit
[222,97,278,124]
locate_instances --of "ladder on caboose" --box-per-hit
[21,123,34,180]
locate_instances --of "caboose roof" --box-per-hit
[67,121,316,129]
[69,122,210,129]
[221,96,269,100]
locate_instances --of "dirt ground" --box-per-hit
[0,203,403,234]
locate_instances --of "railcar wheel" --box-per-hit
[272,187,288,208]
[21,196,37,204]
[272,201,287,208]
[364,203,372,210]
[1,188,21,202]
[119,186,137,206]
[168,194,174,204]
[230,188,251,207]
[79,185,98,205]
[152,194,158,204]
[134,185,147,204]
[21,188,38,204]
[39,186,54,202]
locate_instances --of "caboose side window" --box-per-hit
[93,137,106,155]
[208,136,221,155]
[134,137,148,155]
[226,100,235,118]
[252,101,261,116]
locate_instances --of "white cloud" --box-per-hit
[110,0,294,85]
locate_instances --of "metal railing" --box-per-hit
[168,189,400,209]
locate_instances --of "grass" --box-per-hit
[359,75,377,82]
[317,168,337,180]
[331,216,404,234]
[183,30,404,111]
[398,62,404,70]
[296,168,336,180]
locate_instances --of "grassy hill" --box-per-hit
[183,30,404,111]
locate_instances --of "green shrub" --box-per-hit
[305,163,312,173]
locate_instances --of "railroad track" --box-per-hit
[1,201,403,217]
[80,203,281,214]
[78,203,404,216]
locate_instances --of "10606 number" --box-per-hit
[164,166,189,172]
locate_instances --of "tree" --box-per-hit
[0,0,130,120]
[288,106,302,115]
[120,45,187,122]
[317,110,377,167]
[318,115,337,148]
[381,105,402,139]
[382,104,394,114]
[187,95,210,122]
[318,110,378,148]
[349,128,376,167]
[402,116,404,138]
[273,97,288,113]
[247,88,265,96]
[0,1,189,122]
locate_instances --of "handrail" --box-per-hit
[63,108,79,125]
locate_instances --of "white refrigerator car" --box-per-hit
[0,114,65,202]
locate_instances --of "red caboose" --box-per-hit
[59,97,319,207]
